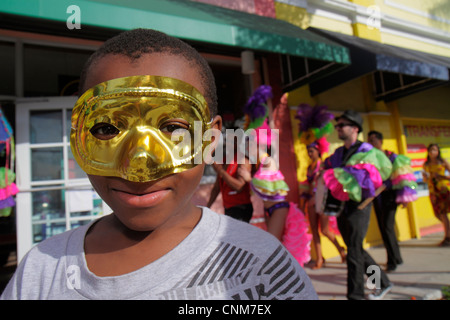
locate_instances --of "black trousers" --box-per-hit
[373,189,403,268]
[337,202,390,300]
[225,203,253,223]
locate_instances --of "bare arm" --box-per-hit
[216,161,251,193]
[444,160,450,174]
[237,162,252,183]
[439,160,450,181]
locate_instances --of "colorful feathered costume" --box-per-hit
[296,103,334,197]
[387,151,418,203]
[244,86,311,266]
[295,103,334,149]
[296,104,341,235]
[322,142,393,203]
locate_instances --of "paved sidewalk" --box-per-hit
[305,232,450,300]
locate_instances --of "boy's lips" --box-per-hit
[111,187,171,208]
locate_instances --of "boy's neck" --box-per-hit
[84,206,202,277]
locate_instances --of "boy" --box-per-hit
[1,29,317,300]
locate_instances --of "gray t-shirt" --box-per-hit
[1,207,317,300]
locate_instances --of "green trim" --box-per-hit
[0,0,350,63]
[251,178,290,192]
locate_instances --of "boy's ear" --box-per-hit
[210,115,222,132]
[210,115,223,151]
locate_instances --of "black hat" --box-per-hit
[335,110,363,132]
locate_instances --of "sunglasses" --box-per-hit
[334,123,354,129]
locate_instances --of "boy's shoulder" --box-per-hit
[1,223,91,299]
[21,221,91,268]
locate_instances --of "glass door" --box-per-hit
[15,97,110,261]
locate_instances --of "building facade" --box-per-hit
[273,0,450,257]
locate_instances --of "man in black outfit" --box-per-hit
[368,130,403,272]
[322,110,393,300]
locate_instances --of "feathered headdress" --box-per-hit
[243,85,272,130]
[243,85,273,147]
[295,103,334,154]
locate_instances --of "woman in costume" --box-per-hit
[296,104,346,269]
[423,144,450,246]
[239,87,311,267]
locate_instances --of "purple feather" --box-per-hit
[295,103,334,132]
[244,85,273,120]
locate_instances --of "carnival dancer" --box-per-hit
[296,104,346,270]
[321,110,393,300]
[239,87,312,267]
[423,143,450,247]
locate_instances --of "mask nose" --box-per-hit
[129,134,166,164]
[122,127,174,181]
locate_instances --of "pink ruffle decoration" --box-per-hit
[352,163,383,189]
[0,183,18,200]
[323,163,383,202]
[323,169,349,201]
[391,173,416,186]
[254,119,273,147]
[253,168,285,181]
[282,202,312,267]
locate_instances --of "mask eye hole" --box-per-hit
[90,123,120,140]
[160,119,190,135]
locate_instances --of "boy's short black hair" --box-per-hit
[368,130,383,141]
[79,28,218,116]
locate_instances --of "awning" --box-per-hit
[308,27,450,101]
[0,0,350,64]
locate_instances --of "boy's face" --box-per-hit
[82,53,221,231]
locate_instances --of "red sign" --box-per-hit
[410,158,426,168]
[407,144,427,153]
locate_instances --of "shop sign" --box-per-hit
[403,121,450,192]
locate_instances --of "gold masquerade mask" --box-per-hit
[70,75,212,182]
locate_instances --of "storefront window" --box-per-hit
[31,148,64,181]
[30,110,63,143]
[31,188,65,243]
[67,146,87,179]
